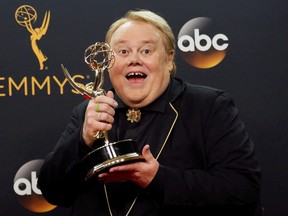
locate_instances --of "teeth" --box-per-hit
[128,72,145,77]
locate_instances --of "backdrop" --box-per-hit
[1,0,287,215]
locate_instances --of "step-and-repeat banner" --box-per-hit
[1,1,287,215]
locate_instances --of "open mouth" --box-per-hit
[126,72,147,80]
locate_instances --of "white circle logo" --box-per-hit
[13,159,57,213]
[177,17,229,69]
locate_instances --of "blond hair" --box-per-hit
[105,9,176,75]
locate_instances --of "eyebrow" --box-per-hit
[113,39,156,46]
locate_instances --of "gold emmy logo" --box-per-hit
[15,5,50,70]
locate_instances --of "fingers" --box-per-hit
[94,91,118,108]
[106,90,115,100]
[104,145,154,173]
[82,92,118,145]
[91,102,115,122]
[90,92,118,110]
[98,144,159,187]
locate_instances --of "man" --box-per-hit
[38,9,262,216]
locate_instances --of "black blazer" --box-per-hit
[39,77,262,216]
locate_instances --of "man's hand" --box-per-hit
[82,91,118,146]
[98,145,159,188]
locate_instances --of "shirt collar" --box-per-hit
[114,78,172,113]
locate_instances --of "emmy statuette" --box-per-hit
[61,42,144,181]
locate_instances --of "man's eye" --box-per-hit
[142,49,151,54]
[119,50,128,55]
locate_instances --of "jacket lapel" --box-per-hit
[145,102,178,159]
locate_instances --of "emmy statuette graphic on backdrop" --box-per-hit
[15,5,50,70]
[61,42,144,181]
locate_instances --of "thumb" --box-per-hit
[142,144,155,162]
[106,90,114,99]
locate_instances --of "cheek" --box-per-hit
[108,68,122,87]
[108,61,121,75]
[109,58,124,73]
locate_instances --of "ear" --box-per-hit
[167,50,175,71]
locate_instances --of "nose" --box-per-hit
[128,52,142,65]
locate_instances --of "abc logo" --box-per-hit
[13,159,56,213]
[177,17,229,69]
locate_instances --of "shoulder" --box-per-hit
[171,77,237,116]
[172,77,229,102]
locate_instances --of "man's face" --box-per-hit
[108,21,174,108]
